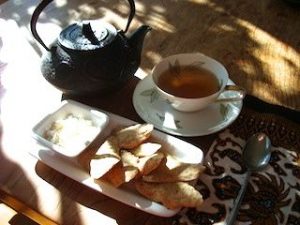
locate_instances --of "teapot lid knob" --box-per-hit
[58,20,117,51]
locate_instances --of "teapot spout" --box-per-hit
[128,25,151,57]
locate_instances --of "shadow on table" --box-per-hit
[1,0,299,224]
[33,161,83,225]
[1,0,299,110]
[0,125,40,224]
[9,214,39,225]
[35,160,170,225]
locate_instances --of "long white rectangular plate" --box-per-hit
[29,100,204,217]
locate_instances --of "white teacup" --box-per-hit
[151,53,246,112]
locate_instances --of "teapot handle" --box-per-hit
[30,0,136,50]
[124,0,136,33]
[30,0,52,51]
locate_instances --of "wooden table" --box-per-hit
[0,1,299,225]
[1,0,300,111]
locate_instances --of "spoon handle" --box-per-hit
[227,171,251,225]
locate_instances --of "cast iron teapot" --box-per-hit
[30,0,151,96]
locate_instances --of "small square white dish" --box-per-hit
[30,100,204,217]
[32,100,109,157]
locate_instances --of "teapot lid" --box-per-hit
[58,20,117,51]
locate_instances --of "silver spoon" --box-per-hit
[227,133,271,225]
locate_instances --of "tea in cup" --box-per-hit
[151,53,245,112]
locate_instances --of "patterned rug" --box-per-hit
[175,129,299,225]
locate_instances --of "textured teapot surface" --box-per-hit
[30,0,151,96]
[41,21,136,96]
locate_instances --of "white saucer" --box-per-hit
[132,75,243,137]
